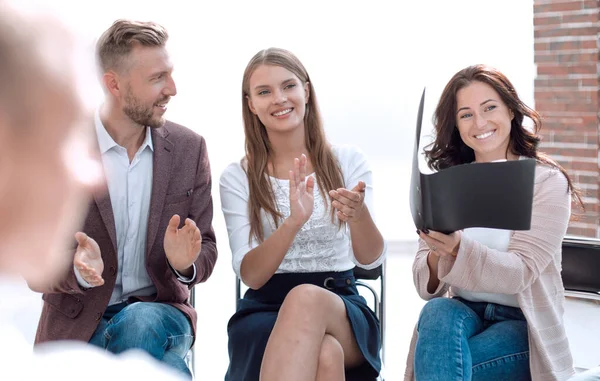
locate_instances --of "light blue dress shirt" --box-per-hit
[74,111,195,305]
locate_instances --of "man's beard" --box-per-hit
[122,87,166,129]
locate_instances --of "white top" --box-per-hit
[219,144,387,279]
[453,227,519,307]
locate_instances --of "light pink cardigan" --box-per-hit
[404,164,575,381]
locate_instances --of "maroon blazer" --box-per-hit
[34,120,217,345]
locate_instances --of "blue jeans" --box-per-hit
[89,301,194,379]
[415,297,530,381]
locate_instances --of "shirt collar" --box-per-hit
[94,108,154,154]
[141,125,154,152]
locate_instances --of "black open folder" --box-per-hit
[409,88,536,234]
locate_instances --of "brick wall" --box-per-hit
[533,0,600,237]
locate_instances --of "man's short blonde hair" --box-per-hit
[96,19,169,74]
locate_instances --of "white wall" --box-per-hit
[21,0,534,379]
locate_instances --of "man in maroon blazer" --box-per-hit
[30,19,217,379]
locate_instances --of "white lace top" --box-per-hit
[219,144,386,278]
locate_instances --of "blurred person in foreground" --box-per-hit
[0,1,189,380]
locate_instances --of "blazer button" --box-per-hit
[110,266,116,276]
[95,312,102,321]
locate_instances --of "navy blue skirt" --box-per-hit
[225,270,381,381]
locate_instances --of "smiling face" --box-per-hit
[118,44,176,128]
[455,80,514,163]
[246,64,310,135]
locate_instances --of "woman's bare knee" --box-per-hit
[316,334,344,381]
[278,284,326,323]
[283,284,323,311]
[275,283,364,369]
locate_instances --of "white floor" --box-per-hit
[8,240,600,380]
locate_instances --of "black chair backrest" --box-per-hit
[353,265,382,280]
[562,237,600,293]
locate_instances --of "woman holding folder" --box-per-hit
[405,64,582,381]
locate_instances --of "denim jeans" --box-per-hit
[569,367,600,381]
[415,297,530,381]
[89,301,194,379]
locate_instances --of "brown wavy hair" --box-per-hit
[241,48,344,242]
[426,64,582,206]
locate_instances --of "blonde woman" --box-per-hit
[220,48,386,381]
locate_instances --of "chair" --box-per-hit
[353,262,386,362]
[185,287,196,379]
[561,236,600,373]
[561,236,600,301]
[235,262,387,378]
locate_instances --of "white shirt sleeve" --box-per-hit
[336,145,387,269]
[219,163,260,278]
[168,261,196,284]
[73,266,93,289]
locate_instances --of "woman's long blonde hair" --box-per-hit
[241,47,344,242]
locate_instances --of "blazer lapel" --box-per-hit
[93,182,117,255]
[146,127,173,256]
